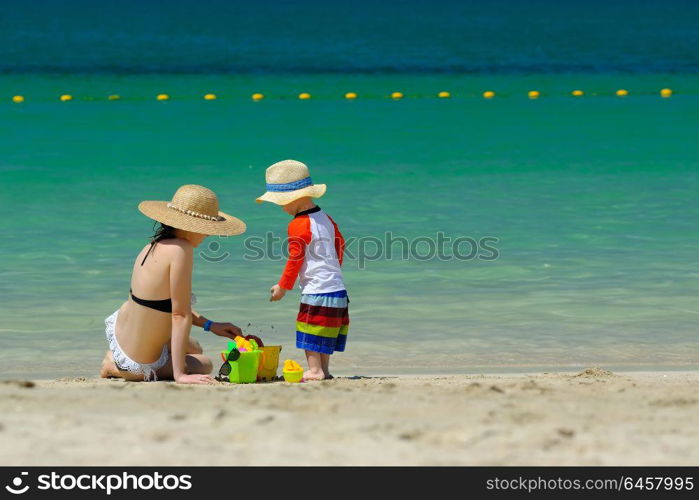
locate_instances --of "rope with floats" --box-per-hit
[8,88,676,103]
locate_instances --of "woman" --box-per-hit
[100,184,246,384]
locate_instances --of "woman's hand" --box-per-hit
[176,373,215,385]
[270,284,287,301]
[210,322,243,339]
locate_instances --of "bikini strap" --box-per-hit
[141,240,156,266]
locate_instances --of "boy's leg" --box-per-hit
[320,353,333,379]
[304,350,325,380]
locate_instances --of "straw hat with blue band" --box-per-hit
[256,159,327,205]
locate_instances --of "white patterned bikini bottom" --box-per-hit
[104,310,169,381]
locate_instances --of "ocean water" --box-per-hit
[1,1,698,378]
[2,0,699,74]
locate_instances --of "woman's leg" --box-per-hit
[100,351,145,381]
[154,336,212,380]
[155,353,213,380]
[186,354,212,374]
[187,337,203,354]
[100,350,212,381]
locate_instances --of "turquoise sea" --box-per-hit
[1,1,698,378]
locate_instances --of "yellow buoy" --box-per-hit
[660,88,672,98]
[616,89,628,97]
[299,92,311,100]
[391,91,403,100]
[12,95,24,103]
[345,92,357,100]
[438,91,450,98]
[204,93,217,100]
[528,90,540,99]
[108,94,120,101]
[571,90,584,97]
[157,94,170,101]
[251,93,264,101]
[60,94,73,102]
[483,90,495,99]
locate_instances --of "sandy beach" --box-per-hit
[1,369,697,466]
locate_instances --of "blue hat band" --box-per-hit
[266,176,313,192]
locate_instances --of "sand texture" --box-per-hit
[1,370,697,465]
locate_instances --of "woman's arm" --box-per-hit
[169,241,212,384]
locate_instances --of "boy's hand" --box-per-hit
[210,322,243,339]
[270,284,287,302]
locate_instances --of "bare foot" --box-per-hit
[303,369,325,381]
[324,373,334,380]
[100,351,118,378]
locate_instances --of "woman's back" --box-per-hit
[116,239,191,364]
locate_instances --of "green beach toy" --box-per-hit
[220,344,240,363]
[217,346,241,381]
[219,347,261,384]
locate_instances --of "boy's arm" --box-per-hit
[278,216,312,290]
[328,215,345,266]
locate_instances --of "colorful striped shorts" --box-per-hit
[296,290,349,355]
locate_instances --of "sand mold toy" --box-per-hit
[283,359,304,383]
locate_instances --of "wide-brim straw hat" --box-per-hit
[139,184,246,236]
[256,159,326,205]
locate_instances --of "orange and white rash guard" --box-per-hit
[278,206,346,294]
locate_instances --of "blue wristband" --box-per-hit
[203,320,213,332]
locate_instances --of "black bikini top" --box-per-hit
[130,289,172,313]
[130,241,173,314]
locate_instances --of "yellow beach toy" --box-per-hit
[283,359,303,383]
[234,335,253,352]
[258,345,282,381]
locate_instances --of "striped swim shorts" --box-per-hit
[296,290,349,354]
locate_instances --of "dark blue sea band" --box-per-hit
[203,319,213,332]
[266,176,313,192]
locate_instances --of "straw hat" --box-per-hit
[255,159,326,205]
[139,184,246,236]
